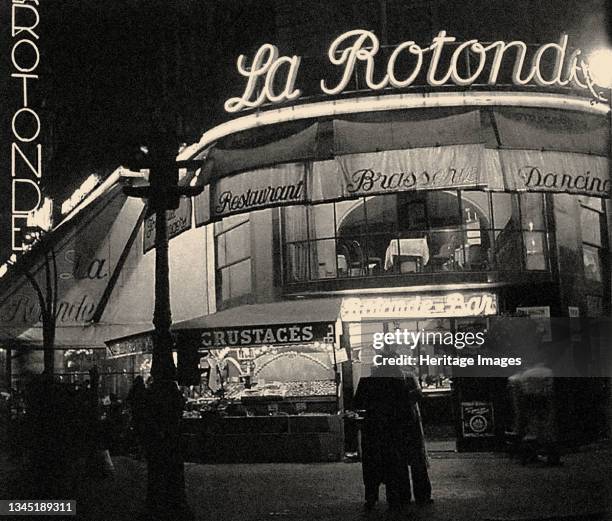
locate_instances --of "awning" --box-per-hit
[0,185,145,347]
[333,110,482,154]
[3,323,153,349]
[189,107,609,226]
[207,123,319,177]
[173,298,342,331]
[492,107,608,156]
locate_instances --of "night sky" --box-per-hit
[0,0,609,263]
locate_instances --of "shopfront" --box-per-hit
[173,299,346,462]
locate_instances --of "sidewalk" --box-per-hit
[59,446,611,521]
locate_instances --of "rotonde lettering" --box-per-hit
[226,29,591,112]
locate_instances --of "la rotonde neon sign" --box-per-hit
[225,29,598,113]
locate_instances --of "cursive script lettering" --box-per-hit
[0,293,97,324]
[224,44,302,112]
[227,30,592,112]
[346,166,478,194]
[341,293,498,319]
[215,181,304,215]
[519,166,610,196]
[59,249,108,280]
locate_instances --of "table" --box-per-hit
[384,238,430,270]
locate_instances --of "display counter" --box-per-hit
[181,414,344,463]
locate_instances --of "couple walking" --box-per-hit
[353,353,432,511]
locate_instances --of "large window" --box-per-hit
[282,191,549,283]
[215,214,252,302]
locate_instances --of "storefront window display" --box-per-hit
[281,190,549,282]
[579,197,607,283]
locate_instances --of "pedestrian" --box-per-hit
[126,376,148,456]
[516,355,561,465]
[353,351,412,511]
[106,393,125,454]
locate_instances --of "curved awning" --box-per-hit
[189,106,609,226]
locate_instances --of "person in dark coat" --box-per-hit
[125,376,148,454]
[353,358,413,511]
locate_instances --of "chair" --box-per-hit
[337,240,365,276]
[399,255,422,273]
[349,240,366,276]
[430,242,454,271]
[467,245,485,270]
[365,246,382,275]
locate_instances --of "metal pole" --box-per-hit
[144,137,190,518]
[123,129,201,519]
[152,203,176,382]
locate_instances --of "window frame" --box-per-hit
[215,217,252,303]
[579,199,608,285]
[279,190,552,285]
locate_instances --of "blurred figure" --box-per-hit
[515,356,561,465]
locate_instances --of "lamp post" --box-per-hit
[124,129,202,518]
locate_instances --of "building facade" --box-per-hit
[1,0,610,456]
[172,1,611,452]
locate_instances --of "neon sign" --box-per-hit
[10,1,44,250]
[225,29,595,113]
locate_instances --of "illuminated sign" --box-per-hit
[61,174,101,215]
[341,292,498,320]
[225,30,596,113]
[107,334,153,358]
[198,322,336,348]
[10,1,44,250]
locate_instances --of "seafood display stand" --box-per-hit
[181,380,344,463]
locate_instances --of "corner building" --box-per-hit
[170,0,611,456]
[2,0,609,460]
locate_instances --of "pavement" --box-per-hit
[2,443,610,521]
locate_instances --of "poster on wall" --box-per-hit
[461,402,495,438]
[568,306,582,342]
[516,306,553,342]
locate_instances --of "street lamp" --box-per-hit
[586,48,612,92]
[123,130,202,518]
